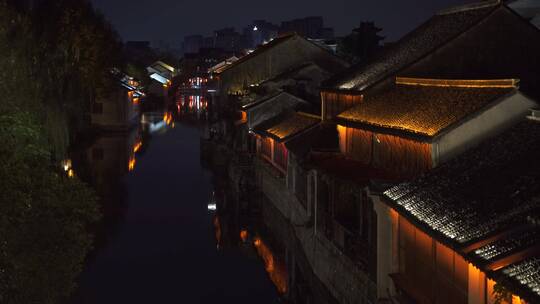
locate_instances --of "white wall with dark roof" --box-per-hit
[433,91,537,166]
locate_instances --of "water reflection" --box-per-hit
[70,127,140,233]
[69,104,280,303]
[253,236,288,295]
[209,184,289,297]
[175,94,210,123]
[203,140,338,304]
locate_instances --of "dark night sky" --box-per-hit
[90,0,471,46]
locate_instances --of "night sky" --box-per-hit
[90,0,471,46]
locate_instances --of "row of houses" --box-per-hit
[210,1,540,303]
[90,60,180,130]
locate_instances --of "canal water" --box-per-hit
[68,100,282,303]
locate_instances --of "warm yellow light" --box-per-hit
[67,169,75,178]
[61,159,72,172]
[128,156,136,171]
[395,77,519,88]
[133,141,142,153]
[163,112,173,125]
[252,237,287,294]
[240,230,248,242]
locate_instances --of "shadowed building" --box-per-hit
[321,0,540,121]
[244,2,540,303]
[376,116,540,304]
[91,70,143,130]
[253,111,320,175]
[218,33,349,96]
[147,61,177,97]
[334,77,536,176]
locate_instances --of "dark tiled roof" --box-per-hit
[383,119,540,246]
[242,90,285,110]
[383,119,540,302]
[322,1,499,91]
[220,33,348,75]
[473,228,540,262]
[497,257,540,302]
[218,34,296,74]
[258,62,324,85]
[337,80,515,137]
[254,112,320,142]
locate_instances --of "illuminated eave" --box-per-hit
[335,119,436,142]
[395,77,519,89]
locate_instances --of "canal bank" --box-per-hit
[201,138,342,304]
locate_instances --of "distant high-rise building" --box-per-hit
[183,35,203,54]
[319,27,335,40]
[243,20,280,48]
[280,16,333,39]
[202,37,215,49]
[214,28,242,53]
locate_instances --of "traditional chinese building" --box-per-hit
[253,111,320,175]
[253,62,334,102]
[91,70,143,130]
[242,91,308,131]
[215,2,540,303]
[147,61,177,97]
[334,77,536,176]
[375,115,540,304]
[321,0,540,120]
[218,33,348,96]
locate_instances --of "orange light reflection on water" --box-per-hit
[133,141,143,153]
[253,237,288,294]
[214,216,221,249]
[163,112,173,125]
[128,156,136,171]
[240,230,248,242]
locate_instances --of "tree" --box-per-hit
[0,2,116,302]
[0,112,99,304]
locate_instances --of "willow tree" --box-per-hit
[29,0,124,158]
[0,2,104,303]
